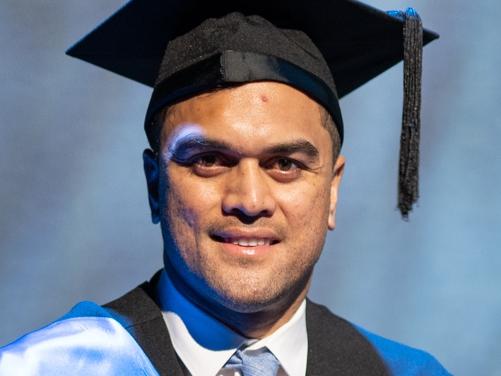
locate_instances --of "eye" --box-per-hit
[186,153,235,177]
[174,152,226,168]
[275,158,297,171]
[265,157,304,182]
[194,154,218,167]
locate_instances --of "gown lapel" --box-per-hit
[104,272,188,376]
[305,299,390,376]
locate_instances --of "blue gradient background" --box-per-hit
[1,1,500,374]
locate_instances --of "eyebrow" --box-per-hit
[266,140,319,159]
[168,135,320,160]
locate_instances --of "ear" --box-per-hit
[143,149,161,224]
[328,155,345,230]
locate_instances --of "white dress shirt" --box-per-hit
[156,270,308,376]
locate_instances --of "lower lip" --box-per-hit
[219,242,276,257]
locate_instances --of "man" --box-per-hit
[0,0,451,375]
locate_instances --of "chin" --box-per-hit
[215,292,283,314]
[205,271,303,314]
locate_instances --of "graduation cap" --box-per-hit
[66,0,438,218]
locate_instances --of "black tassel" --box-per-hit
[398,8,423,219]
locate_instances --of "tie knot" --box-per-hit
[225,347,280,376]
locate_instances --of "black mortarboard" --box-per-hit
[66,0,438,218]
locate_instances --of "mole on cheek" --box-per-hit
[260,94,269,103]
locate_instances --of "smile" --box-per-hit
[211,230,280,248]
[223,237,274,247]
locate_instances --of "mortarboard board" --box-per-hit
[66,0,439,218]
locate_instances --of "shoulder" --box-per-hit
[355,325,451,376]
[0,300,159,375]
[306,300,451,376]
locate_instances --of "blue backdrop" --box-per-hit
[1,1,500,374]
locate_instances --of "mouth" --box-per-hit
[212,235,280,247]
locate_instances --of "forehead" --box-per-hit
[161,82,330,156]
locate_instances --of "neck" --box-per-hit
[163,259,311,339]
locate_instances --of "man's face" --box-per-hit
[144,82,344,314]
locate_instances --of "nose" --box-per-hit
[222,159,277,221]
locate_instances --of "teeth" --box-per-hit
[227,238,271,246]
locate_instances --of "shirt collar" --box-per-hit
[156,269,307,376]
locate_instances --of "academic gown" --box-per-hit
[0,273,451,375]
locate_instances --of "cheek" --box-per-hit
[277,180,331,227]
[274,181,331,275]
[162,179,208,273]
[163,172,220,242]
[167,187,196,228]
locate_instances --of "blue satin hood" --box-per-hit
[0,301,159,375]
